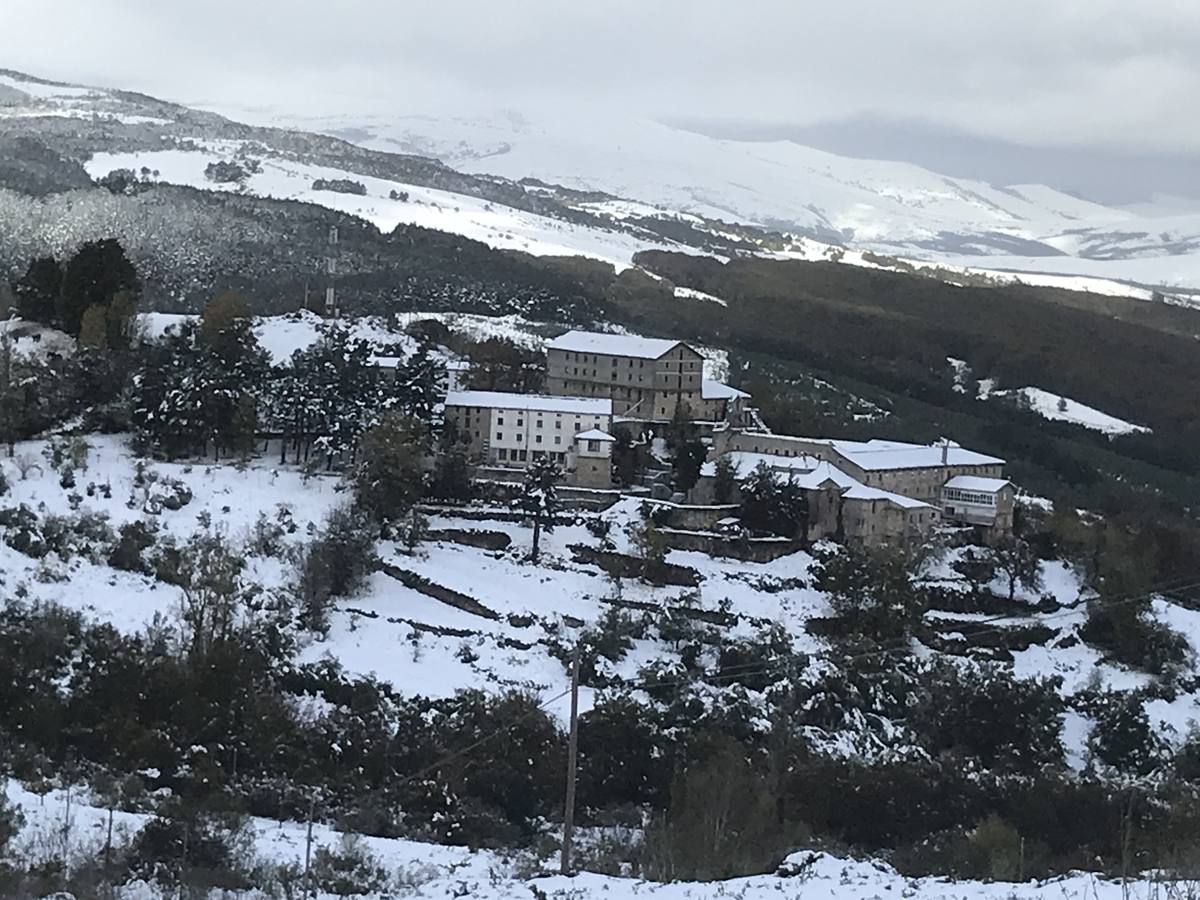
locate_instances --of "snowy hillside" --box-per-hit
[4,778,1180,900]
[243,107,1123,247]
[226,104,1200,293]
[5,68,1199,297]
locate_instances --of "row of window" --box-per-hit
[943,488,997,506]
[496,432,569,445]
[497,449,567,463]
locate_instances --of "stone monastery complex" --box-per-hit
[443,329,1014,547]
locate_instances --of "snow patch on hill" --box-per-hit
[994,387,1151,436]
[84,146,680,268]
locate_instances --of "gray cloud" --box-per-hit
[2,0,1200,192]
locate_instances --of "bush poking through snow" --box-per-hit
[310,834,392,896]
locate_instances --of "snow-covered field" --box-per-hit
[947,359,1149,437]
[990,387,1151,436]
[83,145,683,269]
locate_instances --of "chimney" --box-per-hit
[941,439,949,466]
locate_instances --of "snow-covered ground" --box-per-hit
[948,359,1149,437]
[3,776,1187,900]
[83,145,684,269]
[991,387,1151,436]
[2,435,1199,757]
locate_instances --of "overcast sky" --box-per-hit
[3,0,1199,202]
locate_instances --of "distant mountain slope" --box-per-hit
[3,67,1199,300]
[231,105,1200,292]
[233,107,1127,250]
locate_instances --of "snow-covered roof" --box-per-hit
[576,428,616,442]
[843,484,934,510]
[700,452,933,511]
[701,379,750,401]
[545,329,689,360]
[444,390,612,416]
[699,451,825,480]
[828,439,1004,471]
[944,475,1012,492]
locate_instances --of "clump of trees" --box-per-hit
[13,239,140,342]
[739,463,807,537]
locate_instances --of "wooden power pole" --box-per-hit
[560,644,581,876]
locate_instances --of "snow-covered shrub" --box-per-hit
[0,504,49,557]
[203,160,249,184]
[1081,690,1165,776]
[312,177,367,195]
[909,661,1065,774]
[245,506,297,558]
[642,736,794,881]
[310,834,391,897]
[125,808,255,892]
[1081,602,1192,678]
[294,504,377,633]
[107,519,159,574]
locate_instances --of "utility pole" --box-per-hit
[304,793,316,899]
[560,643,581,876]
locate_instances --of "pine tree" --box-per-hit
[13,256,61,325]
[672,438,707,492]
[391,336,446,425]
[515,457,562,563]
[352,413,427,523]
[712,455,737,504]
[429,421,474,503]
[738,463,807,538]
[289,326,381,467]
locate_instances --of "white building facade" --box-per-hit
[443,390,614,477]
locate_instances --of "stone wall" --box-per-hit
[658,528,804,562]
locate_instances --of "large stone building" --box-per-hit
[443,390,615,487]
[700,432,1013,545]
[715,431,1005,503]
[695,451,941,547]
[545,330,750,424]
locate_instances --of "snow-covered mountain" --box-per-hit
[220,104,1200,294]
[5,68,1200,299]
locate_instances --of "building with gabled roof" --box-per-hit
[545,328,751,425]
[443,390,614,486]
[694,450,941,547]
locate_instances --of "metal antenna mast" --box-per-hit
[324,225,340,320]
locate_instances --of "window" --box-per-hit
[517,449,527,461]
[612,358,618,366]
[515,433,523,442]
[497,416,504,425]
[498,448,508,460]
[554,436,561,445]
[536,419,543,429]
[555,420,562,429]
[575,422,582,431]
[516,418,523,427]
[496,432,503,441]
[587,440,600,452]
[535,434,542,444]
